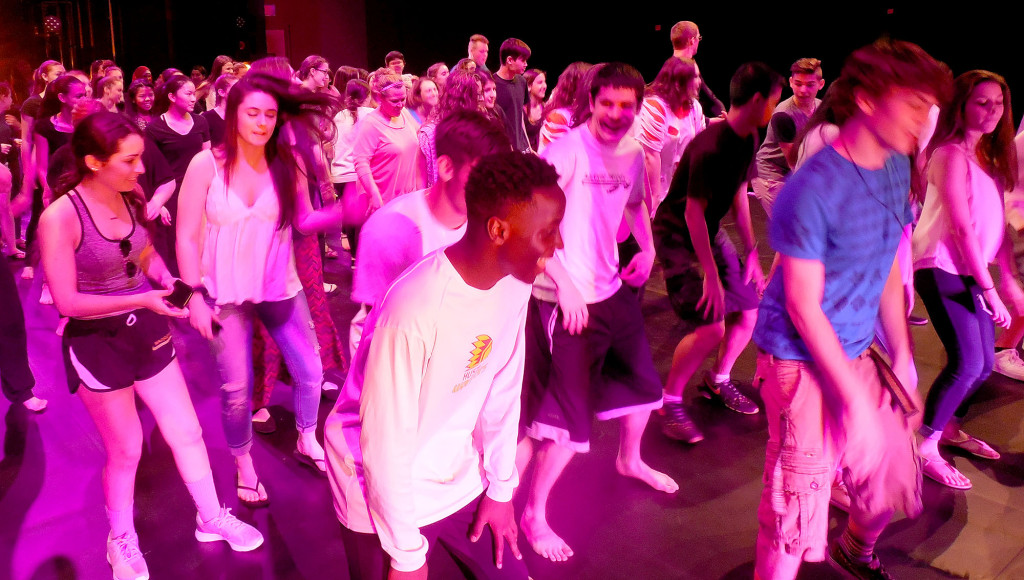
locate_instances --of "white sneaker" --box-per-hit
[195,507,264,551]
[993,349,1024,381]
[106,531,150,580]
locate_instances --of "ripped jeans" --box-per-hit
[210,293,323,456]
[754,351,921,580]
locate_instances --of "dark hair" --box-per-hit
[544,62,592,122]
[297,55,328,81]
[249,57,293,80]
[729,62,784,107]
[407,77,437,111]
[385,51,405,65]
[476,70,495,88]
[55,112,149,227]
[465,151,559,226]
[0,82,11,99]
[435,110,510,167]
[524,69,546,90]
[791,58,822,77]
[570,63,604,128]
[498,38,531,65]
[125,79,154,117]
[34,60,63,94]
[571,63,644,128]
[344,79,370,123]
[154,74,192,115]
[426,62,448,83]
[93,75,121,99]
[40,75,85,118]
[207,56,232,85]
[212,74,237,106]
[192,65,207,77]
[647,57,699,112]
[928,70,1016,190]
[333,66,365,91]
[430,68,481,123]
[828,39,951,127]
[220,73,338,229]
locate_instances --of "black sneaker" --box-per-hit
[659,402,704,443]
[828,543,895,580]
[698,374,760,414]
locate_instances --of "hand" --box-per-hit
[188,296,221,340]
[42,189,54,209]
[469,496,522,570]
[138,288,189,318]
[998,279,1024,319]
[620,250,655,288]
[387,565,427,580]
[159,206,172,226]
[743,247,765,295]
[366,193,383,216]
[981,288,1012,329]
[556,281,589,335]
[145,200,163,222]
[0,143,10,155]
[697,275,725,321]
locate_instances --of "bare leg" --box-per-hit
[78,387,144,514]
[615,410,678,493]
[710,309,757,377]
[515,437,534,491]
[0,165,16,255]
[664,322,724,398]
[520,440,576,562]
[995,316,1024,349]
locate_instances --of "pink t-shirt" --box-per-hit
[352,108,425,204]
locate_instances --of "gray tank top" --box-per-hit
[68,191,151,296]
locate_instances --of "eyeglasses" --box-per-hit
[315,68,330,75]
[119,239,138,278]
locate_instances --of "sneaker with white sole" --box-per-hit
[195,507,264,552]
[698,373,760,414]
[106,531,150,580]
[993,349,1024,382]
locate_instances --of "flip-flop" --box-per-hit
[941,434,1000,460]
[236,473,269,508]
[922,457,972,490]
[294,448,328,477]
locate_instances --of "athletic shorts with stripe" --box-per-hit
[523,285,663,453]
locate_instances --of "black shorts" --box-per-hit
[62,308,175,394]
[664,230,760,334]
[524,286,663,452]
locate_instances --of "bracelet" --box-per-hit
[191,284,211,299]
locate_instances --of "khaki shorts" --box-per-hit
[754,351,922,569]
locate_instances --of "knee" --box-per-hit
[698,321,726,342]
[107,439,143,470]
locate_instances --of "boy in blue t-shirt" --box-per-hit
[751,40,950,580]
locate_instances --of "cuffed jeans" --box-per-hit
[210,293,323,456]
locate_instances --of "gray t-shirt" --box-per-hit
[755,96,819,182]
[493,74,530,152]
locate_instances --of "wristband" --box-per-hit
[192,284,211,299]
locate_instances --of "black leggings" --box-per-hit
[0,255,35,403]
[914,267,995,436]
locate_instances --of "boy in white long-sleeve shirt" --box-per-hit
[325,151,566,580]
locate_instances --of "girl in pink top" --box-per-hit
[177,73,344,506]
[913,71,1024,490]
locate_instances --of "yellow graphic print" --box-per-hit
[467,335,493,369]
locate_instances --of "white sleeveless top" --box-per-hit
[201,150,302,305]
[913,144,1005,276]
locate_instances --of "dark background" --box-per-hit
[0,1,1019,122]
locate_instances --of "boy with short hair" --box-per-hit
[493,38,532,152]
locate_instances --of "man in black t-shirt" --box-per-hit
[493,38,532,152]
[652,62,783,443]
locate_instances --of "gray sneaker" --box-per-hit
[106,531,150,580]
[195,507,264,552]
[659,402,704,443]
[698,374,760,414]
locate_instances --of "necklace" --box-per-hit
[838,137,907,233]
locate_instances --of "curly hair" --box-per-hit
[465,150,559,225]
[647,57,699,112]
[429,68,481,124]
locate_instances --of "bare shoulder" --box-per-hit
[39,195,80,244]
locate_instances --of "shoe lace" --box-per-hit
[206,507,246,534]
[664,403,693,425]
[110,533,142,562]
[717,379,745,401]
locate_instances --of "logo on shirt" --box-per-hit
[453,335,493,393]
[583,173,632,194]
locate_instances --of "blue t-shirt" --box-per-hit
[753,146,913,361]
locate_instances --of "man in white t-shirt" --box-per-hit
[519,63,679,563]
[347,110,511,356]
[324,151,565,580]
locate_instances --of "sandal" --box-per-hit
[922,456,972,490]
[941,434,1000,460]
[294,447,328,477]
[236,473,269,508]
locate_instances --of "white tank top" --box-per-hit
[913,144,1005,276]
[201,150,302,305]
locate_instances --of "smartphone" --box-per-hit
[165,279,194,309]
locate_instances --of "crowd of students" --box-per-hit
[1,21,1022,580]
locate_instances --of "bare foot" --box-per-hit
[615,457,679,493]
[22,396,48,413]
[521,509,574,562]
[236,460,269,505]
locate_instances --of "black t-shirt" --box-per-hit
[35,116,73,157]
[654,121,756,255]
[144,114,210,181]
[21,95,43,121]
[140,142,175,200]
[0,119,11,165]
[201,109,226,148]
[47,143,73,190]
[493,74,529,152]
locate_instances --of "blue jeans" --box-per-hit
[210,293,323,456]
[914,268,995,436]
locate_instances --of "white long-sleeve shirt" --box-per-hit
[324,249,529,572]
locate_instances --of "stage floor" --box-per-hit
[2,204,1022,579]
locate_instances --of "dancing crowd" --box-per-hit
[2,20,1023,580]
